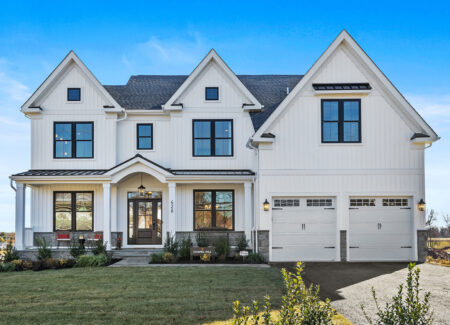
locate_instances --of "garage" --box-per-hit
[349,197,413,261]
[271,197,337,262]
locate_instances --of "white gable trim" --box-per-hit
[163,49,263,111]
[253,30,438,142]
[21,51,122,113]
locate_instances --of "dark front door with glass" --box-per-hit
[128,198,162,245]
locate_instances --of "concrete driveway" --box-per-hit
[274,262,449,325]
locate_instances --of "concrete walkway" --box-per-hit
[109,257,270,268]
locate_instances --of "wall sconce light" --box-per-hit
[418,199,426,212]
[263,199,270,211]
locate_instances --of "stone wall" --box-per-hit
[417,230,428,262]
[340,230,347,261]
[257,230,269,262]
[175,231,246,247]
[33,232,123,249]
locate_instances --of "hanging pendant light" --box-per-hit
[138,173,146,197]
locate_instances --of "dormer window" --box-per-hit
[67,88,81,101]
[205,87,219,101]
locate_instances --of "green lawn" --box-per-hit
[0,266,284,325]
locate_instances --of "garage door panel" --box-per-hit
[351,234,411,246]
[272,246,336,262]
[273,223,335,234]
[349,223,410,235]
[273,234,336,246]
[350,248,411,261]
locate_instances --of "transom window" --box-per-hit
[67,88,81,101]
[274,199,300,207]
[322,99,361,143]
[54,122,93,158]
[383,198,409,207]
[350,198,376,207]
[205,87,219,100]
[137,124,153,150]
[193,120,233,156]
[307,199,333,207]
[54,192,93,231]
[194,190,234,230]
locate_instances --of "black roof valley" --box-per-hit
[104,75,303,131]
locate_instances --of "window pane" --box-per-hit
[138,124,152,137]
[215,211,233,229]
[138,137,152,149]
[76,123,92,140]
[67,88,80,101]
[205,87,218,100]
[344,101,359,121]
[76,193,92,231]
[55,123,72,140]
[195,191,212,210]
[215,139,232,156]
[195,211,212,229]
[215,121,232,138]
[55,193,72,231]
[193,121,211,138]
[344,122,360,142]
[216,191,233,204]
[56,141,72,157]
[323,101,339,121]
[194,139,211,155]
[323,122,338,142]
[76,141,92,157]
[76,212,93,231]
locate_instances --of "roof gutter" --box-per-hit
[116,108,128,123]
[10,179,16,192]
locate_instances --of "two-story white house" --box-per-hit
[10,30,438,262]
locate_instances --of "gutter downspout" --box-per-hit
[10,179,16,192]
[246,137,259,253]
[116,108,128,123]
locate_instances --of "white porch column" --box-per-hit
[15,183,26,250]
[103,183,111,250]
[168,182,176,237]
[244,182,252,246]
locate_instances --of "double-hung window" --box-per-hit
[193,120,233,156]
[322,99,361,143]
[54,122,93,158]
[194,190,234,230]
[54,192,93,231]
[137,124,153,150]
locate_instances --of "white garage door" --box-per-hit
[349,197,413,261]
[272,197,337,262]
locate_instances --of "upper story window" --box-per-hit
[67,88,81,101]
[137,124,153,150]
[54,191,93,231]
[205,87,219,100]
[54,122,93,158]
[322,99,361,143]
[193,120,233,156]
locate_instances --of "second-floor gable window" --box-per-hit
[54,122,93,158]
[205,87,219,100]
[67,88,81,101]
[193,119,233,156]
[322,99,361,143]
[137,124,153,150]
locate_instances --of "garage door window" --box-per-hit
[274,199,300,207]
[350,198,376,207]
[306,199,332,207]
[382,198,408,207]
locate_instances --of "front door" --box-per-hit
[128,199,162,245]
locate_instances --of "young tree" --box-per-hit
[426,209,438,247]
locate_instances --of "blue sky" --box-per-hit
[0,1,449,231]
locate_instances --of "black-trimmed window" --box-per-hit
[54,122,93,158]
[193,120,233,156]
[137,124,153,150]
[194,190,234,230]
[205,87,219,100]
[67,88,81,101]
[54,192,93,231]
[322,99,361,143]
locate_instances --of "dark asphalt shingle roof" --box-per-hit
[104,74,303,131]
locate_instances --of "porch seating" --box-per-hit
[55,232,72,248]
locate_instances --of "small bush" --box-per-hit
[42,258,59,270]
[163,252,175,263]
[69,239,86,258]
[22,260,33,270]
[196,232,209,247]
[164,235,179,255]
[58,258,76,269]
[150,252,164,263]
[237,234,249,252]
[361,263,433,325]
[215,237,230,258]
[91,240,107,256]
[150,252,175,264]
[75,253,109,267]
[10,259,24,271]
[4,240,20,262]
[0,262,16,272]
[178,237,192,260]
[35,237,52,260]
[246,252,264,264]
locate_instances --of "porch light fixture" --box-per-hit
[418,199,426,211]
[138,173,146,197]
[263,199,270,211]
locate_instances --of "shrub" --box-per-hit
[58,258,76,269]
[10,259,24,271]
[215,237,230,258]
[69,239,86,258]
[164,235,179,255]
[232,262,335,325]
[361,263,433,325]
[91,240,107,256]
[150,252,175,264]
[163,252,175,263]
[196,232,209,247]
[0,262,16,272]
[3,240,19,262]
[22,260,33,271]
[246,252,264,264]
[237,234,249,252]
[35,237,52,260]
[150,252,164,263]
[42,258,59,270]
[178,237,192,260]
[75,253,109,267]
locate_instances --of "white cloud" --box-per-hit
[407,94,450,132]
[0,71,30,103]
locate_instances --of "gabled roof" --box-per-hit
[21,51,122,112]
[252,30,439,143]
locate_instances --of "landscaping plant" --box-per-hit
[215,237,230,259]
[232,262,335,325]
[75,253,109,267]
[178,236,192,260]
[92,240,108,256]
[246,252,264,264]
[361,263,433,325]
[69,238,86,258]
[237,234,249,252]
[3,240,19,262]
[150,252,175,264]
[35,237,52,260]
[195,232,209,247]
[164,235,179,255]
